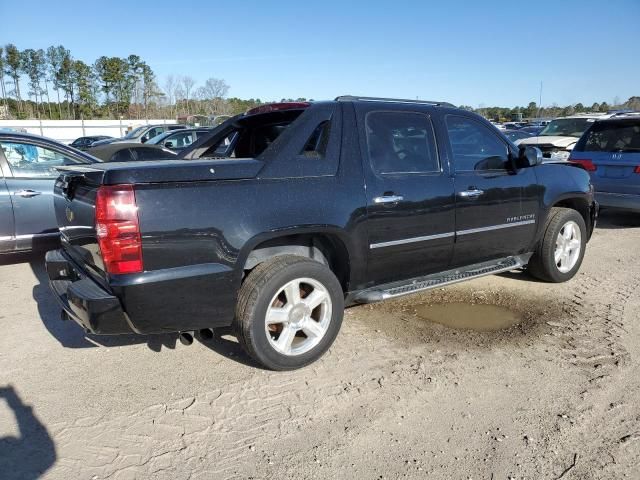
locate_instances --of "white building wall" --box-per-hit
[0,119,177,144]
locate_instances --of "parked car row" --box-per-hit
[69,135,113,150]
[86,143,178,162]
[518,112,639,161]
[70,125,213,154]
[145,127,212,151]
[91,123,189,147]
[502,111,640,211]
[71,123,190,150]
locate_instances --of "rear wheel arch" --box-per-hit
[240,232,351,292]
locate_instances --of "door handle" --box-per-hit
[458,188,484,198]
[373,194,404,204]
[13,189,42,198]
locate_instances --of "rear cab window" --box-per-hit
[188,102,342,179]
[199,109,306,159]
[574,120,640,153]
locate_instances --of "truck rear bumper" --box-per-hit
[46,248,238,335]
[596,192,640,212]
[45,249,134,334]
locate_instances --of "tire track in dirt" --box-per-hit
[549,269,634,387]
[528,259,640,478]
[46,316,449,479]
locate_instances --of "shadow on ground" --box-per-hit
[27,255,175,350]
[0,385,56,480]
[197,327,262,369]
[595,209,640,230]
[2,251,259,366]
[498,268,545,283]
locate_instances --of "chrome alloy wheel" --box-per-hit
[554,220,582,273]
[265,277,333,356]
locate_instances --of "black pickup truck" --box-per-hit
[45,97,597,370]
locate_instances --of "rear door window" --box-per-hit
[0,141,87,177]
[574,121,640,153]
[365,111,439,174]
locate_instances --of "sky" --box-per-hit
[1,0,639,108]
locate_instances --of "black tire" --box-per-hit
[234,255,344,370]
[528,207,587,282]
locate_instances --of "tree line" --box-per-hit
[0,43,241,120]
[461,97,640,122]
[1,43,637,122]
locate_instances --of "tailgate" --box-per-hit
[591,152,640,195]
[54,168,108,282]
[53,158,264,283]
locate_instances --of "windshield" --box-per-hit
[123,126,147,139]
[539,118,593,138]
[574,121,640,153]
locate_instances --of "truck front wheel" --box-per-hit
[234,255,344,370]
[528,207,587,282]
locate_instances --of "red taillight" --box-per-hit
[570,158,597,172]
[95,184,143,275]
[634,165,640,174]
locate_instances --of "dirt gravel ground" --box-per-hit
[1,211,639,480]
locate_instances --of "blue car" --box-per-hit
[0,132,97,253]
[570,115,640,211]
[519,126,545,136]
[503,129,533,144]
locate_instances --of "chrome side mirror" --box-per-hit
[519,145,543,167]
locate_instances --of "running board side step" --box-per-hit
[352,254,532,304]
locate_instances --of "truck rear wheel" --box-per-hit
[234,255,344,370]
[528,207,587,282]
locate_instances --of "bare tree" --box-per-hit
[181,75,196,114]
[163,74,177,118]
[174,85,185,115]
[199,77,230,115]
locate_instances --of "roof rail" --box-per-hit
[609,111,640,118]
[335,96,455,107]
